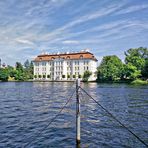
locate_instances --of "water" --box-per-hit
[0,82,148,148]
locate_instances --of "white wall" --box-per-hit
[33,59,97,81]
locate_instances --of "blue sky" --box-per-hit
[0,0,148,65]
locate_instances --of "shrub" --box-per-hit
[83,71,92,82]
[47,75,50,78]
[62,75,65,78]
[67,75,70,79]
[78,75,82,78]
[131,79,148,85]
[73,75,76,78]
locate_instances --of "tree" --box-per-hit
[83,70,92,82]
[16,62,24,72]
[0,68,9,81]
[6,65,15,78]
[97,55,123,81]
[24,60,33,79]
[124,63,141,80]
[14,70,26,81]
[142,58,148,78]
[125,47,148,75]
[24,60,30,69]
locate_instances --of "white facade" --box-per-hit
[33,52,98,81]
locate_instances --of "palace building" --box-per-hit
[33,50,98,81]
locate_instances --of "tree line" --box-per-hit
[97,47,148,82]
[0,60,33,81]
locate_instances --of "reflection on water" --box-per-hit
[0,82,148,148]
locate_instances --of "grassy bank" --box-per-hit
[96,79,148,85]
[131,79,148,85]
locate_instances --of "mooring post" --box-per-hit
[76,79,81,147]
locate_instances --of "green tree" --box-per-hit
[24,60,30,69]
[14,70,26,81]
[125,47,148,76]
[6,65,15,78]
[16,62,24,72]
[0,68,9,81]
[124,63,141,80]
[83,70,92,82]
[97,55,123,81]
[24,60,33,79]
[142,58,148,78]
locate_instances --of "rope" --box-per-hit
[80,87,148,148]
[23,88,76,148]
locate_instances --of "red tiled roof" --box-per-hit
[33,51,97,62]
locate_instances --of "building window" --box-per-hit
[80,55,83,59]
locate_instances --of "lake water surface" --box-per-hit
[0,82,148,148]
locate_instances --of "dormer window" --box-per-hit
[66,56,70,59]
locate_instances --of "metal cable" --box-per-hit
[23,88,76,148]
[80,87,148,148]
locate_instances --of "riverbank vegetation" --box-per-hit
[97,47,148,84]
[0,60,33,81]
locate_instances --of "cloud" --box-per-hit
[15,39,35,45]
[43,2,125,40]
[62,40,79,44]
[115,4,148,15]
[0,0,148,65]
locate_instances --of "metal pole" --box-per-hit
[76,79,81,147]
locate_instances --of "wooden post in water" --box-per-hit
[76,79,81,147]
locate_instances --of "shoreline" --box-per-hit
[0,79,148,85]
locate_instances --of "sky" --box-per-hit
[0,0,148,65]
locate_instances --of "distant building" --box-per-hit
[0,59,6,68]
[33,50,98,81]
